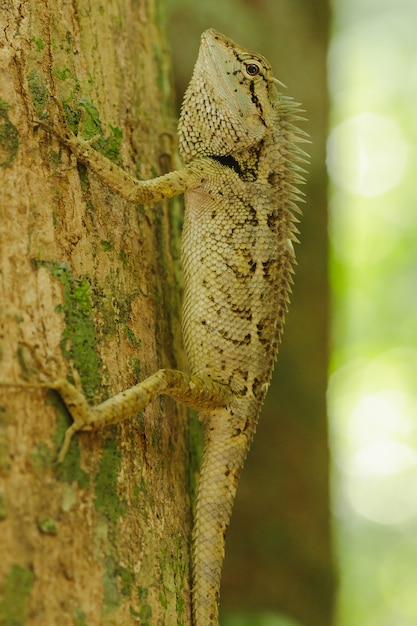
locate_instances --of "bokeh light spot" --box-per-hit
[327,113,408,197]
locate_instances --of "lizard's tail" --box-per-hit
[192,408,252,626]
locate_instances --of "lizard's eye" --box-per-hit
[245,62,261,77]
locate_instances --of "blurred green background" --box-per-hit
[166,0,417,624]
[328,1,417,625]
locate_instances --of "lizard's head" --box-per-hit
[178,29,281,163]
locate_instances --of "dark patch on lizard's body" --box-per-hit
[234,142,263,182]
[256,318,276,346]
[267,209,281,231]
[249,80,264,116]
[262,258,279,282]
[211,154,242,176]
[268,170,284,186]
[246,204,259,226]
[251,376,267,400]
[229,305,253,321]
[212,147,262,183]
[218,329,251,347]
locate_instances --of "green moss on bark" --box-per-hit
[0,564,34,625]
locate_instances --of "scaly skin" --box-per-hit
[29,29,307,625]
[180,34,306,623]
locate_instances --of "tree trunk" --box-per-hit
[0,1,193,624]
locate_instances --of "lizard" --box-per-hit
[28,28,308,625]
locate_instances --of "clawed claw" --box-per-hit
[34,110,78,169]
[12,342,62,385]
[57,422,80,463]
[33,92,68,134]
[34,93,101,150]
[0,343,89,463]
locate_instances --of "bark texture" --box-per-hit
[0,1,193,624]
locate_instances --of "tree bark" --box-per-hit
[0,1,193,624]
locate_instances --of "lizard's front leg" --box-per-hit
[36,101,213,204]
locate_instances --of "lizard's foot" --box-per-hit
[1,342,64,387]
[34,93,101,159]
[1,343,93,462]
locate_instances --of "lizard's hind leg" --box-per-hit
[52,368,232,462]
